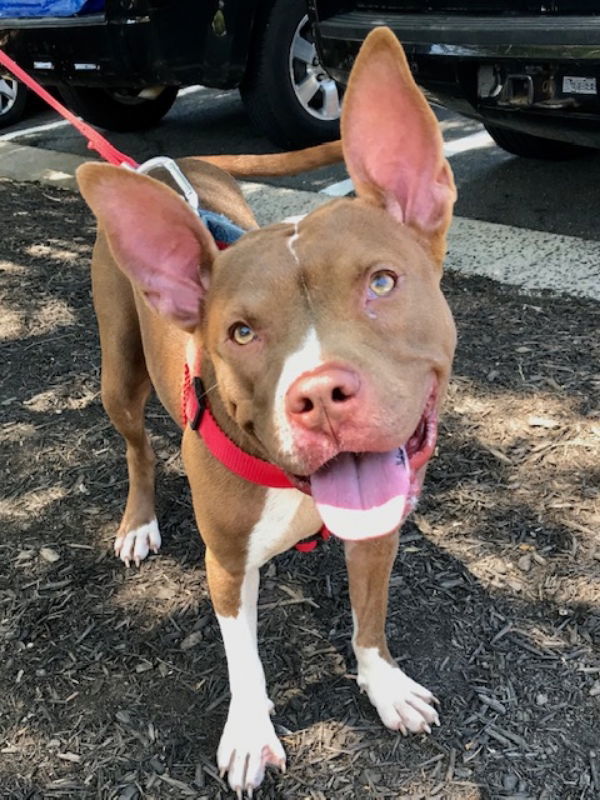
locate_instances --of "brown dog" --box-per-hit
[77,27,456,796]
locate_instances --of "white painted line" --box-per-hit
[320,131,495,197]
[443,129,495,157]
[179,85,206,97]
[320,177,354,196]
[0,84,205,144]
[319,128,496,197]
[447,216,600,301]
[0,117,70,141]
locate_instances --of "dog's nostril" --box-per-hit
[332,387,349,403]
[301,398,314,413]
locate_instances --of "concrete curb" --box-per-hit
[0,140,85,189]
[1,140,599,301]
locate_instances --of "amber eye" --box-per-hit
[231,322,256,345]
[369,270,397,297]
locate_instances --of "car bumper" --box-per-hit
[313,10,600,148]
[317,12,600,64]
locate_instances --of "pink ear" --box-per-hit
[77,163,218,330]
[341,28,456,237]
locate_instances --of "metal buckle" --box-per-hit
[135,156,199,213]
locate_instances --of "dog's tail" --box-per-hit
[193,140,343,178]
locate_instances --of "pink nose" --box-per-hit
[286,367,361,432]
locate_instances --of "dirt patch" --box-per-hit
[1,178,599,800]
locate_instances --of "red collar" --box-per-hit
[182,363,295,489]
[182,363,330,552]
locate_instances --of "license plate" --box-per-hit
[562,76,597,95]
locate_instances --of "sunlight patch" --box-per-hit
[0,485,66,521]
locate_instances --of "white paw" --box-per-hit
[217,704,286,797]
[114,518,161,567]
[356,647,440,735]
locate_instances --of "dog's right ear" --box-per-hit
[77,163,218,331]
[341,27,456,266]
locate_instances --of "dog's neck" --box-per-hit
[185,337,269,462]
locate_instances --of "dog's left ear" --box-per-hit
[341,27,456,265]
[77,163,218,331]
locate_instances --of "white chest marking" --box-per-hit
[246,487,308,568]
[272,326,323,458]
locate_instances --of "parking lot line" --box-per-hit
[320,177,354,196]
[443,129,495,156]
[0,117,70,141]
[320,129,496,196]
[0,84,207,144]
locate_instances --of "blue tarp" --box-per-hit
[0,0,104,17]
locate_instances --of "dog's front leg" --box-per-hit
[205,549,285,796]
[345,532,440,735]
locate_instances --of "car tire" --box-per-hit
[484,124,594,160]
[58,85,179,132]
[241,0,342,148]
[0,77,28,128]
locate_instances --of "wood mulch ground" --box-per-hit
[0,178,599,799]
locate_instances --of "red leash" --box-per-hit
[0,48,138,168]
[1,47,330,553]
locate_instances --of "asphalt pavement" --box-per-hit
[2,85,600,299]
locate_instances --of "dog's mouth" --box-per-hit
[288,390,438,541]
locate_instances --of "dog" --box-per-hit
[76,27,456,797]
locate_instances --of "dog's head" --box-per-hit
[78,27,456,542]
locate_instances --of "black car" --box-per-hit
[309,0,600,159]
[0,0,342,147]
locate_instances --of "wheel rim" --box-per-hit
[0,77,18,116]
[289,15,341,122]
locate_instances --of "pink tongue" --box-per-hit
[311,449,410,541]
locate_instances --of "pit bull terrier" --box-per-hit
[77,27,456,797]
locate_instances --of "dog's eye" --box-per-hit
[369,270,397,297]
[230,322,256,345]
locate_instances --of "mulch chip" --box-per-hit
[1,178,599,798]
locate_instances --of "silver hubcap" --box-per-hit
[289,15,341,121]
[0,77,18,115]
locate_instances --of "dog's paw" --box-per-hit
[217,705,286,797]
[114,518,161,567]
[356,649,440,735]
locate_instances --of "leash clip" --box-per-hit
[136,156,199,213]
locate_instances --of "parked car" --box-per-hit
[0,73,27,126]
[0,0,342,147]
[308,0,600,159]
